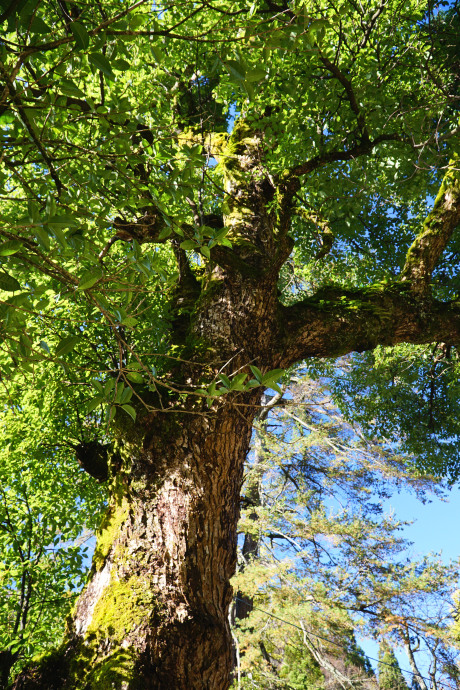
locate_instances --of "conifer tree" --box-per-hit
[378,641,410,690]
[231,374,460,689]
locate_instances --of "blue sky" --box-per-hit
[389,486,460,563]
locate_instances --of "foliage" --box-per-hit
[331,345,460,482]
[0,372,107,682]
[0,0,458,403]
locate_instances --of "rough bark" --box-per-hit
[401,159,460,295]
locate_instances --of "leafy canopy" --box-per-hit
[0,0,458,410]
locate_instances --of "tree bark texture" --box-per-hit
[12,121,460,690]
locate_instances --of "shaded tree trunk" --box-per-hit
[73,405,257,688]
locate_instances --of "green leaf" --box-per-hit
[151,44,164,64]
[105,405,116,424]
[77,266,103,290]
[230,373,248,391]
[120,387,133,403]
[19,333,32,357]
[39,340,50,354]
[121,405,136,421]
[113,59,131,72]
[214,228,229,241]
[58,79,85,98]
[245,68,266,82]
[0,240,23,256]
[85,395,105,413]
[223,59,246,81]
[121,316,138,328]
[243,80,255,100]
[126,370,143,383]
[34,227,50,251]
[249,365,263,383]
[47,215,79,228]
[70,22,90,51]
[48,224,67,248]
[88,53,115,80]
[218,373,231,388]
[180,240,198,250]
[130,14,145,29]
[261,369,285,385]
[28,200,39,222]
[29,15,52,33]
[200,246,211,259]
[0,272,20,292]
[104,378,115,395]
[55,336,80,357]
[92,380,104,394]
[45,195,56,217]
[247,378,261,388]
[158,226,172,240]
[114,382,125,403]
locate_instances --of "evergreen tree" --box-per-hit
[378,641,410,690]
[232,375,460,689]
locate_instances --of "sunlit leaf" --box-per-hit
[0,241,23,256]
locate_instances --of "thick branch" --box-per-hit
[401,159,460,294]
[277,283,460,367]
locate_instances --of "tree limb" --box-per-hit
[276,283,460,367]
[401,158,460,294]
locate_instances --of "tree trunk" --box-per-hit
[13,402,261,689]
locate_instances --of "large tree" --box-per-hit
[0,0,460,687]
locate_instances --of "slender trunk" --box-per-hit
[402,637,428,690]
[0,651,16,690]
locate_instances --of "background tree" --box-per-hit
[231,374,460,689]
[378,641,410,690]
[0,0,459,687]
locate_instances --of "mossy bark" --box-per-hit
[401,157,460,294]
